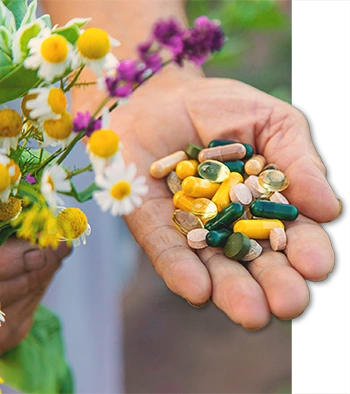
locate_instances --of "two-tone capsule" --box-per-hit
[233,219,284,239]
[208,139,254,160]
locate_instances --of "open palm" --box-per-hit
[108,70,340,329]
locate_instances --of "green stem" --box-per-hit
[55,132,85,166]
[66,164,92,179]
[64,65,85,92]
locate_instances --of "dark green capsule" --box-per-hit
[208,139,254,159]
[185,143,203,160]
[224,232,251,260]
[206,228,232,247]
[250,200,299,221]
[223,160,245,175]
[205,202,244,231]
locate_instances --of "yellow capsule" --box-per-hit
[182,176,220,199]
[233,219,284,239]
[212,172,243,212]
[190,197,218,223]
[173,190,195,211]
[176,160,199,180]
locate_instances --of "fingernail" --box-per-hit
[336,197,343,218]
[24,250,46,271]
[186,299,208,309]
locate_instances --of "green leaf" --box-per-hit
[19,0,37,26]
[12,19,44,63]
[0,26,12,56]
[54,23,81,45]
[62,182,99,203]
[0,47,12,68]
[0,1,16,33]
[3,0,27,30]
[0,224,17,245]
[0,305,74,394]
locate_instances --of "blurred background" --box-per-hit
[122,1,292,393]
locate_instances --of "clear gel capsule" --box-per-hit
[190,198,218,222]
[172,209,204,235]
[173,190,195,211]
[205,202,244,231]
[198,160,230,183]
[233,219,284,239]
[182,176,220,199]
[150,151,188,179]
[263,163,279,171]
[176,160,199,180]
[258,169,289,192]
[208,139,254,160]
[250,200,299,221]
[198,144,246,163]
[167,171,183,195]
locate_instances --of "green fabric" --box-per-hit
[0,305,74,394]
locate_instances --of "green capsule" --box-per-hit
[250,200,299,221]
[206,228,232,247]
[208,139,254,159]
[185,143,203,160]
[205,202,244,231]
[224,232,251,260]
[198,160,230,183]
[222,160,245,175]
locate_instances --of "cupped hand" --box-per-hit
[101,66,341,329]
[0,238,70,354]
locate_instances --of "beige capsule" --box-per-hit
[244,154,267,176]
[269,227,287,251]
[229,183,252,205]
[150,151,188,179]
[187,228,209,249]
[198,144,246,163]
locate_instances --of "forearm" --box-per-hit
[42,0,188,58]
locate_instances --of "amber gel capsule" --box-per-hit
[250,200,299,221]
[198,160,230,183]
[208,139,254,160]
[205,202,244,231]
[150,151,188,179]
[198,144,246,163]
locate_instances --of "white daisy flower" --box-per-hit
[0,108,23,153]
[41,165,71,209]
[40,111,74,148]
[24,87,68,122]
[94,162,148,216]
[75,27,120,76]
[56,207,91,247]
[24,28,76,82]
[86,107,123,174]
[0,305,5,327]
[0,154,13,202]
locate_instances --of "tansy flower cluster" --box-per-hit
[0,0,224,329]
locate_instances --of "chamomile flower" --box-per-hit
[86,108,123,174]
[94,162,148,216]
[24,87,68,122]
[41,165,71,209]
[24,28,75,82]
[57,207,91,247]
[0,197,22,221]
[0,154,13,202]
[0,109,23,153]
[40,111,74,148]
[7,159,21,195]
[76,27,120,76]
[0,305,5,327]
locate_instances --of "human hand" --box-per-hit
[0,238,70,354]
[80,65,341,329]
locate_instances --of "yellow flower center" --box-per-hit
[0,197,22,221]
[43,111,73,140]
[110,181,131,200]
[48,88,67,114]
[7,160,21,184]
[41,35,69,63]
[0,165,10,193]
[57,208,88,239]
[89,129,119,158]
[21,93,38,119]
[0,109,22,137]
[77,28,110,60]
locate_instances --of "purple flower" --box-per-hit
[73,112,102,137]
[138,41,162,72]
[25,173,37,185]
[153,18,184,55]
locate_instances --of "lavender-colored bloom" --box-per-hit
[25,173,37,184]
[73,112,102,137]
[138,41,162,72]
[153,18,184,55]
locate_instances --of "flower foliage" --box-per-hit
[0,0,225,254]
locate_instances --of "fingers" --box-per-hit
[126,197,212,304]
[285,215,335,281]
[197,247,271,330]
[247,246,310,320]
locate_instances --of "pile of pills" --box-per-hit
[149,139,298,262]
